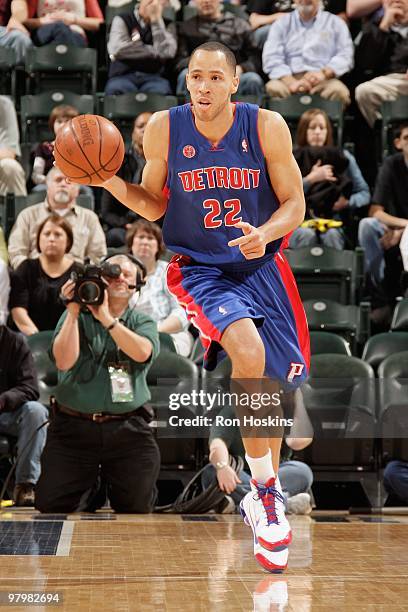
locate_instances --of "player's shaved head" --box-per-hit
[189,42,237,75]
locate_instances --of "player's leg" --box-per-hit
[220,318,291,573]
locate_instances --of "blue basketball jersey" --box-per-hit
[162,103,283,268]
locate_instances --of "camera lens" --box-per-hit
[78,280,101,304]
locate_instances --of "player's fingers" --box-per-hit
[233,221,253,235]
[228,234,253,247]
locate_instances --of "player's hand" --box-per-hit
[60,280,81,317]
[216,465,241,494]
[228,222,268,259]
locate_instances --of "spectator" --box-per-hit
[30,104,95,204]
[0,0,33,63]
[202,397,314,514]
[105,0,176,95]
[9,214,75,335]
[346,0,383,19]
[247,0,294,49]
[358,123,408,289]
[101,112,152,247]
[127,220,193,356]
[354,0,408,127]
[0,96,27,197]
[0,259,9,324]
[384,460,408,505]
[35,254,160,513]
[171,0,264,96]
[262,0,353,105]
[290,108,370,249]
[0,325,48,506]
[8,166,107,270]
[23,0,103,48]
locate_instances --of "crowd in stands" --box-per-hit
[0,0,407,511]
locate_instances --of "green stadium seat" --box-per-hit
[310,331,351,356]
[284,246,365,304]
[300,354,376,468]
[147,351,201,469]
[20,91,95,144]
[0,48,17,99]
[303,299,370,353]
[378,351,408,463]
[25,45,97,95]
[26,331,58,406]
[265,94,344,144]
[362,332,408,374]
[380,97,408,160]
[232,93,265,107]
[391,299,408,331]
[103,92,178,143]
[159,332,177,353]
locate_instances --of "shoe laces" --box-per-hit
[254,480,285,525]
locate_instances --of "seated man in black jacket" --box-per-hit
[355,0,408,127]
[170,0,264,96]
[105,0,176,95]
[101,112,153,247]
[0,326,48,505]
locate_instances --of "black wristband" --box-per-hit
[106,318,118,331]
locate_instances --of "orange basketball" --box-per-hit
[54,114,125,185]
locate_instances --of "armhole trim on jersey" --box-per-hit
[256,107,267,160]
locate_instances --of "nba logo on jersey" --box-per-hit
[242,139,248,153]
[287,363,305,382]
[183,145,196,159]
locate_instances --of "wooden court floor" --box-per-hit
[1,510,408,611]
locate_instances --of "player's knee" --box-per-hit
[230,340,265,377]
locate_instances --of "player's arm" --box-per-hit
[102,111,169,222]
[228,110,305,259]
[259,109,306,239]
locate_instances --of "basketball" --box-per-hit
[54,114,125,185]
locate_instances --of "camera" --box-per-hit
[70,261,121,305]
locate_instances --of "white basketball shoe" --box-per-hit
[240,477,292,553]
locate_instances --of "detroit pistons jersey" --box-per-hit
[162,103,283,267]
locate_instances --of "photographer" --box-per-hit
[35,254,161,514]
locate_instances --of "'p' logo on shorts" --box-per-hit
[287,362,304,382]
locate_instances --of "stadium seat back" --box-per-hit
[378,351,408,462]
[20,91,95,143]
[25,45,97,95]
[26,331,58,406]
[0,49,17,98]
[103,93,178,143]
[265,94,344,144]
[381,97,408,159]
[361,332,408,373]
[310,331,351,356]
[391,299,408,331]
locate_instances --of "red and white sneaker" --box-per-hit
[254,543,288,574]
[240,477,292,553]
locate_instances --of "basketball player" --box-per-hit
[101,41,310,573]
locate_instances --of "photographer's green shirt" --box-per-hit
[51,308,159,414]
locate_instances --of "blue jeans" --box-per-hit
[32,22,87,47]
[253,24,271,49]
[384,460,408,503]
[201,459,313,509]
[289,227,345,250]
[176,68,264,97]
[0,401,48,484]
[0,26,33,64]
[105,71,172,96]
[358,217,386,287]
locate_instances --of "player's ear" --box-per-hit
[185,71,191,93]
[231,74,239,95]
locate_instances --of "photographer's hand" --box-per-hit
[60,280,81,317]
[87,290,114,328]
[54,280,81,371]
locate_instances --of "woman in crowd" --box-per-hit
[9,214,75,335]
[127,219,193,357]
[290,108,370,249]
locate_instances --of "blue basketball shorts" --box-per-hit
[167,252,310,389]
